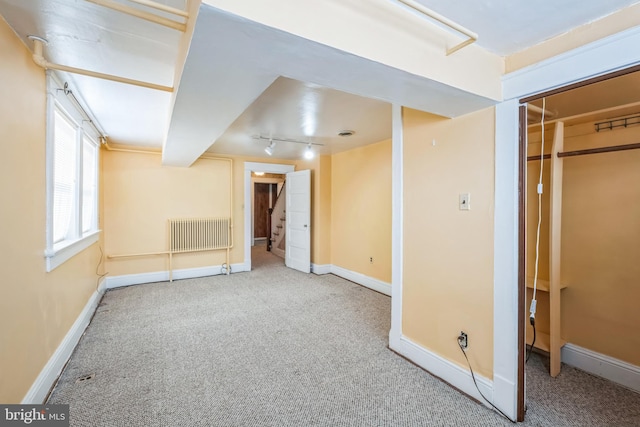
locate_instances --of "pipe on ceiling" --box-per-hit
[85,0,187,32]
[397,0,478,55]
[28,36,174,93]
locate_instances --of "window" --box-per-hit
[45,76,100,271]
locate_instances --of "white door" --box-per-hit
[285,169,311,273]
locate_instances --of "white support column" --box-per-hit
[389,104,404,348]
[493,98,521,421]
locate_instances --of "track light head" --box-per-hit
[265,139,275,156]
[304,143,314,160]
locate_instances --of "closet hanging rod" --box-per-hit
[527,154,551,162]
[557,142,640,158]
[527,142,640,161]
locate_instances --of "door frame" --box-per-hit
[244,162,295,271]
[497,28,640,421]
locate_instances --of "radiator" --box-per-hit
[168,217,232,279]
[169,217,231,253]
[109,217,233,281]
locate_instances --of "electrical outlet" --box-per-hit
[458,331,468,349]
[369,257,373,264]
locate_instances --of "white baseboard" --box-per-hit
[105,263,247,289]
[311,263,332,275]
[330,265,392,296]
[390,335,495,411]
[231,262,250,273]
[562,343,640,393]
[271,247,285,259]
[22,280,107,404]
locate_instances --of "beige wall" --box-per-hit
[104,151,302,274]
[527,122,640,365]
[506,4,640,73]
[402,107,495,378]
[0,18,102,403]
[103,151,234,275]
[330,140,392,282]
[317,155,332,265]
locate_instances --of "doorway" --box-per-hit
[243,162,295,271]
[518,67,640,418]
[252,176,285,247]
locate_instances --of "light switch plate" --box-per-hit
[459,193,471,210]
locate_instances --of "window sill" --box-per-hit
[45,230,101,272]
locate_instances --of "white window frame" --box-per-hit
[45,74,100,272]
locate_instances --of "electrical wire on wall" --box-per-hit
[96,246,109,292]
[527,98,546,363]
[457,335,511,421]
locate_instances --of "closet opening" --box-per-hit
[518,67,640,418]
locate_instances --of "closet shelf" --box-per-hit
[527,330,567,353]
[526,277,568,292]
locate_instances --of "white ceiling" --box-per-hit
[209,77,392,159]
[0,0,185,147]
[413,0,640,56]
[163,4,497,165]
[1,0,638,164]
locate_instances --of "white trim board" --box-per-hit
[503,26,640,100]
[330,265,391,297]
[22,280,107,404]
[492,99,521,419]
[311,264,391,297]
[392,335,495,411]
[561,343,640,393]
[390,103,404,349]
[310,263,331,275]
[105,263,248,289]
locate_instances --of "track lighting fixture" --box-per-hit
[254,135,322,159]
[304,143,314,160]
[264,139,275,156]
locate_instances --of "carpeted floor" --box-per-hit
[48,247,640,426]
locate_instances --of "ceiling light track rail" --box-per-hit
[397,0,478,55]
[253,135,324,147]
[85,0,187,31]
[28,36,174,92]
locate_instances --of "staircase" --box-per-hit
[269,182,286,259]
